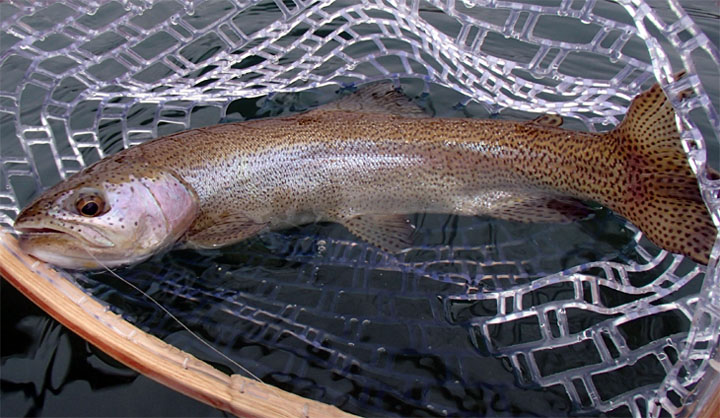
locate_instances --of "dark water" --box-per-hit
[2,1,719,417]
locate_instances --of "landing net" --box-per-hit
[1,0,719,416]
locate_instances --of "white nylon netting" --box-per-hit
[1,0,719,416]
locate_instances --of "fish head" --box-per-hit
[14,158,198,269]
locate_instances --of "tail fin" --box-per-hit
[612,77,716,265]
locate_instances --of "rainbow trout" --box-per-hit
[14,81,717,269]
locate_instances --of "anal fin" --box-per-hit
[487,195,593,223]
[340,214,416,252]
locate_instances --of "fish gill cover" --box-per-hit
[1,0,719,416]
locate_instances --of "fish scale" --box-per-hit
[13,82,716,269]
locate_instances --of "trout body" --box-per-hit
[141,115,608,229]
[14,82,717,269]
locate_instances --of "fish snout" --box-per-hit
[14,215,115,249]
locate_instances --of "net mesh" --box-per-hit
[1,0,719,416]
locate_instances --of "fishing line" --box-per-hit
[80,248,264,383]
[8,224,264,381]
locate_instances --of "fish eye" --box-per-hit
[76,195,105,217]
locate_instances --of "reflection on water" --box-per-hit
[67,209,640,416]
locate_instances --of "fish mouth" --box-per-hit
[14,222,115,248]
[14,223,153,270]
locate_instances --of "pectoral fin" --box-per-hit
[340,214,416,252]
[184,214,268,249]
[488,195,592,223]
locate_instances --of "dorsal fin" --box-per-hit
[529,114,563,127]
[318,82,429,118]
